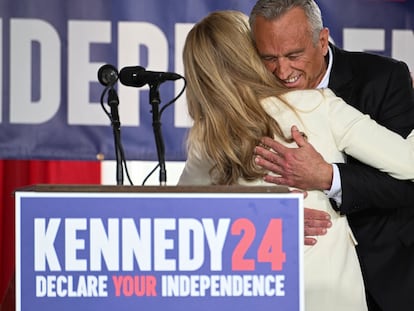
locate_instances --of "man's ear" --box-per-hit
[320,27,330,56]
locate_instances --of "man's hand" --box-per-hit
[254,125,333,191]
[304,208,332,245]
[291,190,332,245]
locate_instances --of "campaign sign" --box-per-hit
[15,190,303,311]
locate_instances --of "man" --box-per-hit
[249,1,414,310]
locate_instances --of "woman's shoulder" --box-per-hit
[285,88,338,99]
[288,88,343,106]
[262,88,340,111]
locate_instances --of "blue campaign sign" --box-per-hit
[1,0,413,161]
[15,188,304,311]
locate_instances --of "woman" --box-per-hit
[178,10,414,311]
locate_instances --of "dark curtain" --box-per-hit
[0,160,101,310]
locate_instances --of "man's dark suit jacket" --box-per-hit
[328,44,414,311]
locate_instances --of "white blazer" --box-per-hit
[178,88,414,311]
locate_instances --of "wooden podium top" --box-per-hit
[16,184,290,194]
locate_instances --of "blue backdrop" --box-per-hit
[0,0,413,160]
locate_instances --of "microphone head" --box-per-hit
[98,64,119,86]
[119,66,146,87]
[120,66,182,87]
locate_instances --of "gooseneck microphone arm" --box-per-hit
[118,65,186,186]
[108,88,124,185]
[98,64,134,186]
[149,83,167,186]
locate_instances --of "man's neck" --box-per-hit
[316,46,333,89]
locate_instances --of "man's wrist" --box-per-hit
[324,164,342,207]
[320,163,334,190]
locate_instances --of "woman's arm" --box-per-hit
[329,95,414,181]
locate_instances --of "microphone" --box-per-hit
[119,66,181,87]
[98,64,119,86]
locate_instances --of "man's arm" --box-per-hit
[337,161,414,214]
[334,60,414,214]
[255,126,414,215]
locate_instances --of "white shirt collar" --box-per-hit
[316,46,333,89]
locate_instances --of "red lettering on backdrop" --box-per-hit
[112,275,157,297]
[231,218,286,271]
[257,219,286,271]
[231,218,256,271]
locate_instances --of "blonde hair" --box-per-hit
[183,10,293,185]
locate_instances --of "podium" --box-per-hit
[15,185,304,311]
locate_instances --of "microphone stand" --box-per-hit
[149,82,167,186]
[108,87,124,185]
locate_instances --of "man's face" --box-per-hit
[253,7,329,89]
